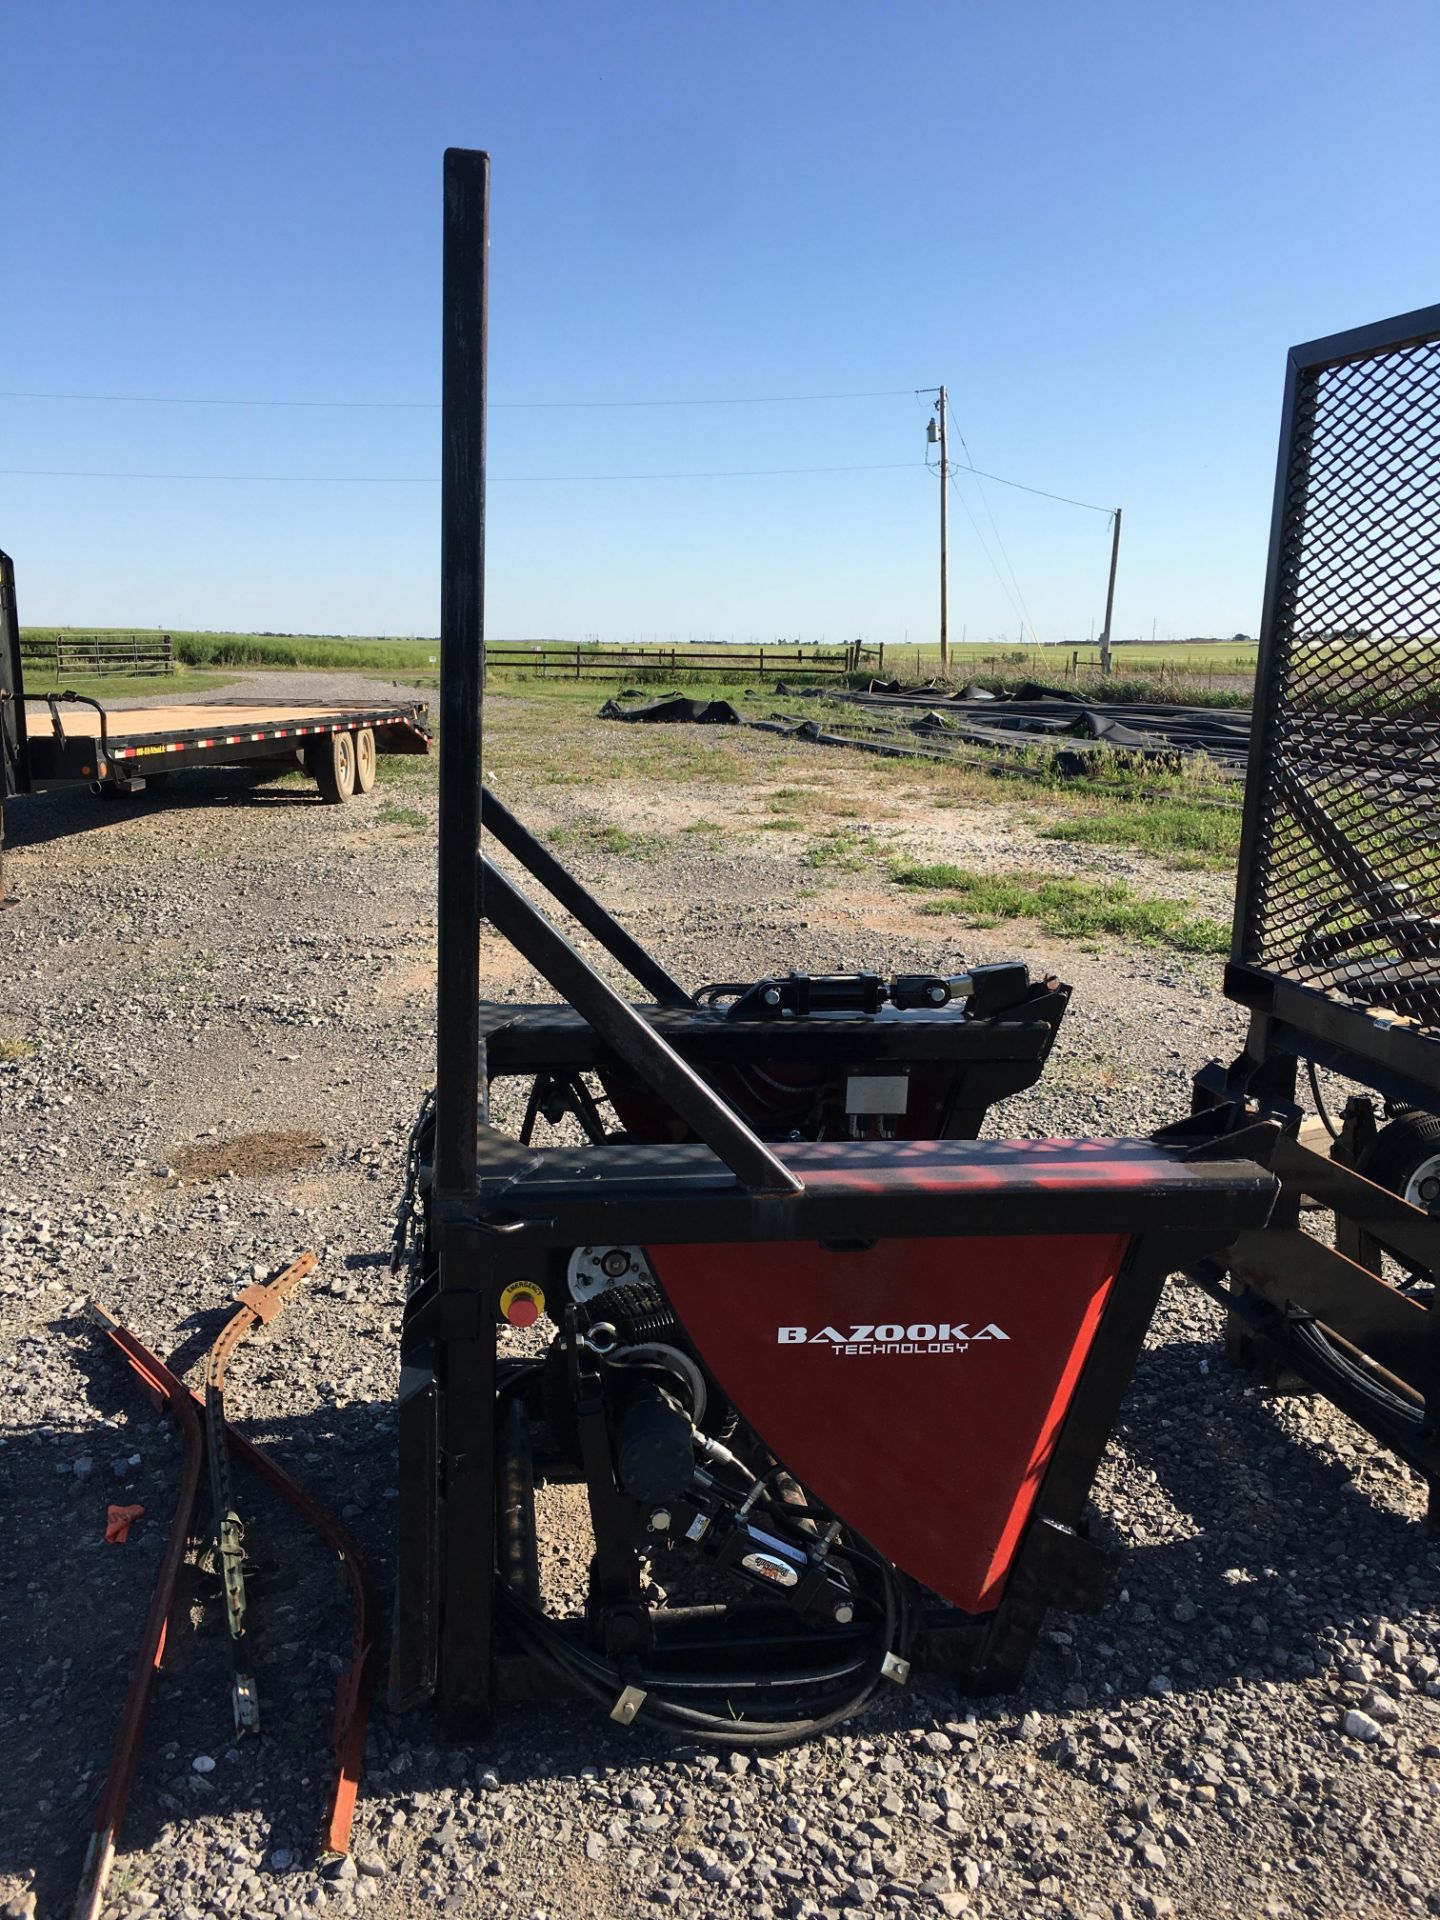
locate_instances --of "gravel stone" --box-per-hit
[3,672,1438,1920]
[1342,1708,1382,1742]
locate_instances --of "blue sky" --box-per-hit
[2,2,1436,644]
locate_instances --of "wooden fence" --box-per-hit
[484,640,884,681]
[20,634,175,676]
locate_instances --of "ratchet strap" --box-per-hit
[204,1251,317,1731]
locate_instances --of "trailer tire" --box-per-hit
[313,730,356,803]
[352,728,377,794]
[1356,1114,1440,1216]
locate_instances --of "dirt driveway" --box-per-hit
[1,675,1435,1920]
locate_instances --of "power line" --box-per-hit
[931,455,1028,637]
[1,383,1118,512]
[0,460,928,484]
[0,450,1112,519]
[504,387,916,411]
[950,460,1114,516]
[0,385,917,412]
[951,430,1042,644]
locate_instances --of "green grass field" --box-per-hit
[19,626,1258,697]
[15,629,1246,882]
[875,639,1256,707]
[880,637,1257,676]
[22,626,442,673]
[16,664,243,700]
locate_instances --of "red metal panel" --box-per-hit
[655,1232,1129,1613]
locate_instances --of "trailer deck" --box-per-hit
[2,546,431,897]
[20,695,431,792]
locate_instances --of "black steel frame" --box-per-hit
[482,788,693,1008]
[399,1150,1274,1720]
[0,548,28,802]
[1189,1068,1440,1517]
[0,547,26,904]
[1229,301,1440,1103]
[393,147,1278,1729]
[1196,304,1440,1518]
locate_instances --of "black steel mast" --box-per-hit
[433,147,490,1204]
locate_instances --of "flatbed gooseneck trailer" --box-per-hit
[0,547,430,898]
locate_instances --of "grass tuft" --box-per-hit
[1040,800,1240,866]
[681,819,729,845]
[547,822,663,859]
[801,829,870,872]
[376,801,428,832]
[890,860,1228,953]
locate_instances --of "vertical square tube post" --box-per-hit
[434,147,489,1203]
[434,147,497,1722]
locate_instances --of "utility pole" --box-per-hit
[926,389,950,672]
[1099,506,1122,675]
[938,387,949,674]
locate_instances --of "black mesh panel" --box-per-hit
[1239,328,1440,1035]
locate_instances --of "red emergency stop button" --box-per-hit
[500,1281,544,1328]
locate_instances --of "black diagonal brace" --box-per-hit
[481,856,801,1195]
[481,788,693,1008]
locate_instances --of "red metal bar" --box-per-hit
[75,1309,205,1920]
[84,1304,377,1864]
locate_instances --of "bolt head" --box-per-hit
[833,1601,855,1624]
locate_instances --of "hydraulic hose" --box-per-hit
[495,1533,904,1747]
[493,1353,907,1744]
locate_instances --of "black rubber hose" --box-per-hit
[495,1544,902,1746]
[1290,1318,1424,1430]
[490,1363,905,1743]
[1307,1058,1340,1141]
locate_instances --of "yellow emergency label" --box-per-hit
[500,1280,545,1328]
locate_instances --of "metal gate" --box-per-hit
[1232,304,1440,1077]
[1,549,31,800]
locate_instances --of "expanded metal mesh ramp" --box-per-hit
[1233,306,1440,1064]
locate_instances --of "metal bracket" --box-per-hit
[610,1683,647,1724]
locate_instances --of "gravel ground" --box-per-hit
[2,674,1437,1920]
